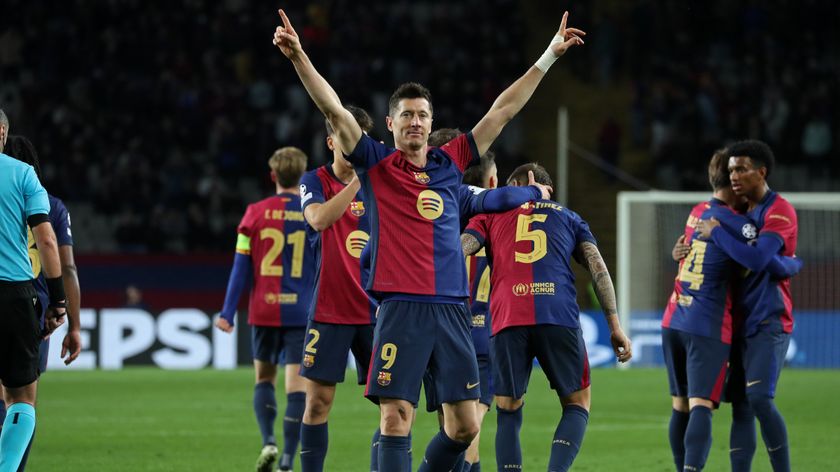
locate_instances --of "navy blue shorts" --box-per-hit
[39,338,49,373]
[251,325,305,365]
[423,354,494,412]
[299,320,374,385]
[661,328,729,404]
[725,320,790,402]
[492,324,589,399]
[365,300,479,405]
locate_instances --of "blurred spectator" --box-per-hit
[124,285,150,311]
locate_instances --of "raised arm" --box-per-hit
[471,11,584,156]
[574,241,632,363]
[273,9,361,155]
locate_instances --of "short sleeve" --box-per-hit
[22,166,49,218]
[299,170,326,212]
[761,199,797,246]
[51,198,74,246]
[347,134,394,170]
[439,132,480,172]
[237,204,256,238]
[464,213,490,246]
[571,211,597,246]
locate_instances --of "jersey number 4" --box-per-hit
[515,214,548,263]
[259,228,306,277]
[678,240,707,290]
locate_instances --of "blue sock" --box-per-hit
[548,404,589,472]
[0,403,36,472]
[370,428,381,472]
[469,461,481,471]
[669,409,690,471]
[730,400,756,472]
[496,405,524,469]
[280,391,305,470]
[253,382,277,446]
[378,434,411,472]
[418,430,470,472]
[683,406,713,471]
[748,395,790,472]
[300,422,328,472]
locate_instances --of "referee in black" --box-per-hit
[0,109,67,471]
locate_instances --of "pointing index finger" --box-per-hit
[278,9,293,32]
[559,11,568,33]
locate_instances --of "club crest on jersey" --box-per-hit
[345,230,370,258]
[512,283,530,296]
[350,200,365,217]
[303,354,315,368]
[416,190,444,220]
[413,171,431,184]
[742,223,757,239]
[377,371,392,387]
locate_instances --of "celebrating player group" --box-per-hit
[214,6,798,472]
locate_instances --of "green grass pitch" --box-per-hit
[27,367,838,470]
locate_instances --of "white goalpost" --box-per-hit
[616,191,840,367]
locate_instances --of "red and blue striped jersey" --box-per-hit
[300,165,377,325]
[465,248,491,355]
[661,199,747,343]
[740,190,798,336]
[347,133,479,302]
[236,193,314,327]
[465,200,596,335]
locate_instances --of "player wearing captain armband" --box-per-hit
[216,147,315,472]
[662,150,801,472]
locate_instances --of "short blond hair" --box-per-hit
[269,146,307,188]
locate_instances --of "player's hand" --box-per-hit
[696,217,720,239]
[273,9,302,59]
[61,328,82,365]
[672,234,690,261]
[215,316,234,333]
[551,11,586,57]
[43,304,67,338]
[527,170,553,200]
[610,328,632,363]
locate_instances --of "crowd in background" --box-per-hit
[2,0,837,251]
[1,0,526,252]
[578,1,840,189]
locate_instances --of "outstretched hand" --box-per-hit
[273,9,302,59]
[551,11,586,57]
[527,170,553,200]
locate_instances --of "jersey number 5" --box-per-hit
[515,214,548,263]
[259,228,306,277]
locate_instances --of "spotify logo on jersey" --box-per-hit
[345,230,369,258]
[416,190,444,220]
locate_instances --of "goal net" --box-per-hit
[617,191,840,368]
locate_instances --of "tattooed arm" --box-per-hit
[575,241,632,363]
[461,233,483,256]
